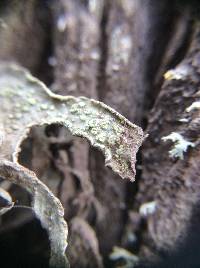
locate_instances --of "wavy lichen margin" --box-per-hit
[0,160,69,267]
[0,62,144,267]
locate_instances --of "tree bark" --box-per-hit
[0,0,199,267]
[134,25,200,258]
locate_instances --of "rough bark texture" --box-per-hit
[134,25,200,257]
[0,0,199,267]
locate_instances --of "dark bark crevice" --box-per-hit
[97,0,110,101]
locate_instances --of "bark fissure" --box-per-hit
[97,0,110,101]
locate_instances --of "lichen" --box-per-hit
[0,160,69,268]
[162,132,195,160]
[109,246,139,268]
[178,118,189,123]
[164,66,189,81]
[0,187,14,216]
[139,201,157,217]
[0,62,144,267]
[0,63,144,180]
[186,101,200,112]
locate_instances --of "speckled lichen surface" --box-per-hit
[0,62,144,267]
[0,63,144,180]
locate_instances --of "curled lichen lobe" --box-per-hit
[0,63,144,268]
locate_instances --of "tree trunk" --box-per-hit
[0,0,199,267]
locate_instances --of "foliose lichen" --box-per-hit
[0,62,144,267]
[162,132,195,160]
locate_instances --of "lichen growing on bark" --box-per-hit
[0,63,144,180]
[162,132,195,160]
[0,62,144,267]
